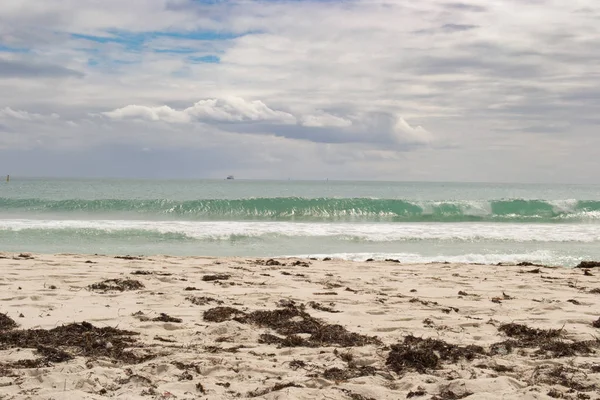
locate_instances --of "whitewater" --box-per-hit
[1,178,599,266]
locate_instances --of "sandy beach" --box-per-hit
[0,252,599,400]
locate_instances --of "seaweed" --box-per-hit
[498,323,561,342]
[152,313,182,323]
[186,296,223,306]
[202,274,231,281]
[0,321,151,365]
[386,335,484,374]
[115,255,143,260]
[247,382,302,397]
[322,365,376,381]
[575,261,600,268]
[89,279,144,292]
[206,303,378,347]
[431,391,473,400]
[0,313,17,331]
[203,307,245,323]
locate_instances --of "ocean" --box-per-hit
[1,178,599,266]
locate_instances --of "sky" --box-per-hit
[0,0,599,183]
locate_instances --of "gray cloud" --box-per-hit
[0,0,599,182]
[443,3,487,12]
[440,23,478,32]
[0,59,83,78]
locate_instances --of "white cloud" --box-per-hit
[0,107,59,121]
[103,97,296,124]
[1,0,599,181]
[392,116,433,144]
[300,112,352,128]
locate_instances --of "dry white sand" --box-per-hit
[0,252,599,400]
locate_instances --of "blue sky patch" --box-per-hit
[189,55,220,63]
[0,44,29,53]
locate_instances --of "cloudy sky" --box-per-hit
[0,0,599,182]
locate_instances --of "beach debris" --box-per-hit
[430,390,473,400]
[386,335,484,374]
[589,288,600,294]
[308,301,340,313]
[184,286,198,291]
[203,307,245,323]
[500,323,560,339]
[516,261,543,267]
[385,258,401,263]
[498,323,561,342]
[154,336,176,343]
[89,278,144,292]
[131,270,152,275]
[540,365,596,392]
[323,257,332,261]
[407,388,427,398]
[575,261,600,268]
[495,323,598,358]
[114,255,143,260]
[336,389,376,400]
[202,274,230,281]
[0,321,151,365]
[204,303,378,347]
[17,253,34,259]
[313,291,338,295]
[524,268,541,273]
[291,260,310,267]
[265,259,282,266]
[132,311,150,321]
[583,269,594,276]
[152,313,182,323]
[187,296,223,306]
[0,313,18,331]
[593,318,600,328]
[567,299,581,305]
[322,365,376,381]
[247,382,303,398]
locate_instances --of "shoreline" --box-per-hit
[1,252,599,399]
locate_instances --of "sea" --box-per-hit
[1,178,600,266]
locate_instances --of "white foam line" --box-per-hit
[1,218,600,243]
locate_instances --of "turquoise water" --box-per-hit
[1,178,599,265]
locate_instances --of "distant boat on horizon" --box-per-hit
[226,175,234,180]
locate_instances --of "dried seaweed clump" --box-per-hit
[0,321,151,365]
[203,307,245,323]
[0,313,18,331]
[386,335,485,374]
[322,365,376,381]
[202,274,230,281]
[152,313,182,323]
[496,323,598,358]
[187,296,224,306]
[247,382,302,398]
[204,303,379,347]
[498,323,561,343]
[540,365,597,392]
[575,261,600,269]
[89,279,145,292]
